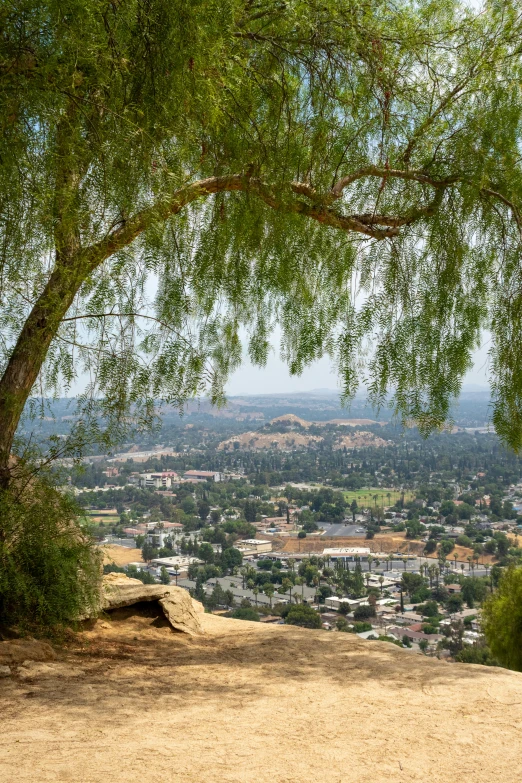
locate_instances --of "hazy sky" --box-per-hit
[225,332,492,396]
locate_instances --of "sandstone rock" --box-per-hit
[159,593,204,636]
[101,574,203,635]
[0,664,11,677]
[0,639,57,666]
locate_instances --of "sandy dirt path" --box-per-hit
[1,609,522,783]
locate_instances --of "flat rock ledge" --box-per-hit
[101,573,204,636]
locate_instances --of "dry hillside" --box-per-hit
[333,432,389,449]
[281,533,425,555]
[1,608,522,782]
[218,430,323,451]
[102,544,144,567]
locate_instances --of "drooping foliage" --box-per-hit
[1,0,522,459]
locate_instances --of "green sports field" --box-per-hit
[342,488,414,508]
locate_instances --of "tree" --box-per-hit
[159,566,170,585]
[446,594,464,613]
[220,546,243,572]
[353,604,376,620]
[198,542,214,564]
[402,572,425,597]
[482,566,522,672]
[285,604,322,630]
[230,607,259,622]
[439,539,455,558]
[297,531,307,539]
[263,583,275,609]
[419,639,429,654]
[2,2,522,502]
[197,501,210,522]
[141,542,158,563]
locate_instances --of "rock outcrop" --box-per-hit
[0,638,57,666]
[101,573,204,635]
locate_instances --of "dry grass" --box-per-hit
[102,544,144,567]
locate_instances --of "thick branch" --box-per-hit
[331,166,459,198]
[0,166,518,482]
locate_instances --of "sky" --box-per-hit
[224,333,492,396]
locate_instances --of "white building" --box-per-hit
[139,471,179,489]
[236,539,273,555]
[325,596,369,611]
[150,556,201,573]
[323,547,372,562]
[182,470,224,482]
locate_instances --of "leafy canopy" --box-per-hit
[1,1,522,450]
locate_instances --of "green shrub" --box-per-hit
[353,621,372,633]
[482,566,522,671]
[229,607,260,622]
[0,480,101,631]
[353,603,376,620]
[285,604,322,629]
[455,644,499,667]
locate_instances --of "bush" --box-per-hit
[353,621,372,633]
[0,479,101,630]
[455,644,499,667]
[229,607,260,622]
[417,600,439,617]
[482,566,522,671]
[285,604,322,629]
[439,539,455,557]
[353,603,376,620]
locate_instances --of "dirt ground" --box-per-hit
[281,532,423,555]
[281,534,499,566]
[102,544,144,566]
[1,608,522,783]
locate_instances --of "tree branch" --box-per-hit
[330,166,460,198]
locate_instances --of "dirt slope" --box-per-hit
[1,608,522,783]
[102,544,144,566]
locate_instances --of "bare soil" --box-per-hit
[1,609,522,782]
[102,544,144,566]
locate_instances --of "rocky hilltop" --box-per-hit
[1,601,522,783]
[218,413,389,451]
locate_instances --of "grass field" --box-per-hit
[342,488,414,508]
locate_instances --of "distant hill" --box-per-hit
[217,413,389,451]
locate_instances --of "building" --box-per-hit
[325,596,369,612]
[150,556,201,575]
[182,470,224,482]
[388,626,443,646]
[139,471,179,489]
[236,539,273,555]
[446,583,462,594]
[321,547,393,563]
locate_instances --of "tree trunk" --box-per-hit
[0,261,86,487]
